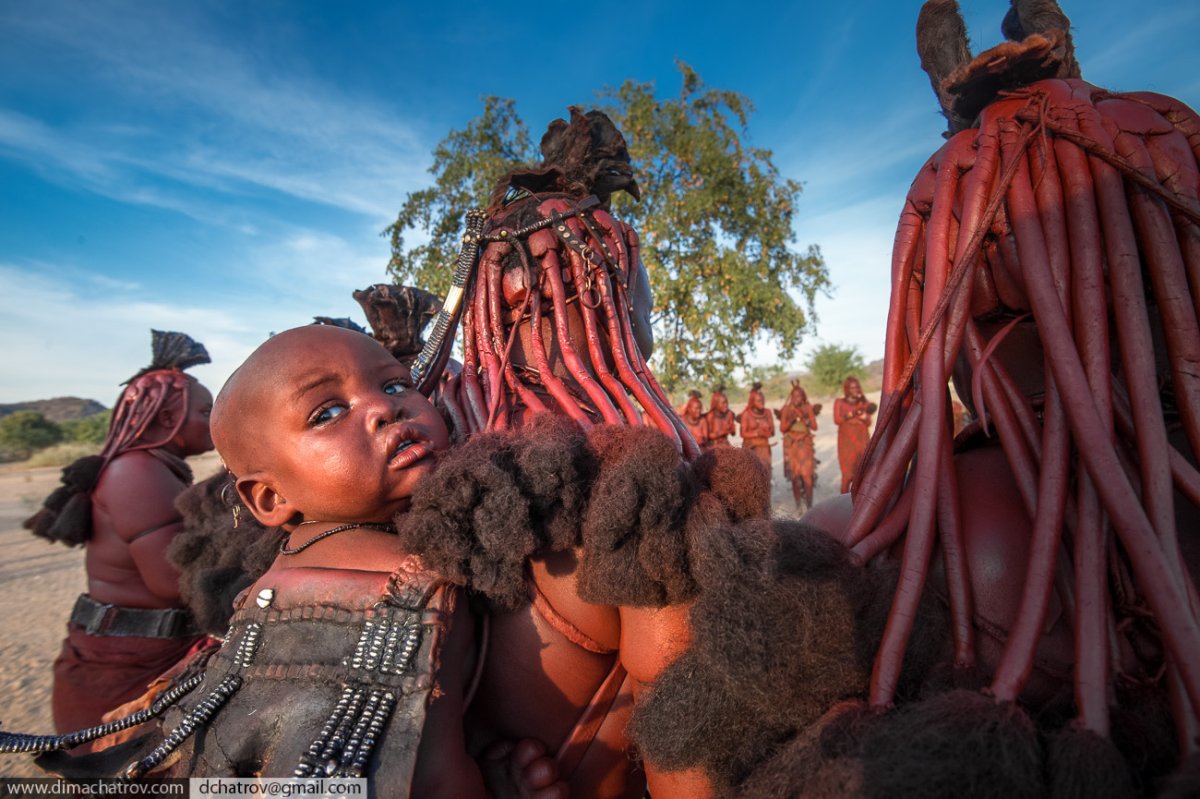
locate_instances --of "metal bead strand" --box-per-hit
[379,620,401,672]
[232,623,263,668]
[123,675,242,779]
[0,673,204,755]
[381,624,422,675]
[338,690,383,774]
[345,691,397,778]
[318,687,366,776]
[363,620,387,673]
[295,685,358,778]
[347,620,374,671]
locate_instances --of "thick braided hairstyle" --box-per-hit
[845,0,1200,769]
[428,108,700,458]
[26,330,209,545]
[100,331,210,462]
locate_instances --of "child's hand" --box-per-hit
[480,738,567,799]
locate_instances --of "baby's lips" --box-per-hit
[383,423,421,458]
[389,440,432,470]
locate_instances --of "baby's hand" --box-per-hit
[480,738,567,799]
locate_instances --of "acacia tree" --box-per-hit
[385,97,532,297]
[803,342,866,395]
[383,64,829,390]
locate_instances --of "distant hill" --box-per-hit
[0,397,108,422]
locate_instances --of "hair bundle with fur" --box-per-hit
[395,417,772,612]
[168,473,282,635]
[24,455,104,546]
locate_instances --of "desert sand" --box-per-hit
[0,392,871,777]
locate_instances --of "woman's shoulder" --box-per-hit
[97,450,187,495]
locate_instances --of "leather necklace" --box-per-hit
[279,521,398,555]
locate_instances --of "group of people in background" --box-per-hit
[676,375,876,511]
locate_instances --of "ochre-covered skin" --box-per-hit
[678,392,706,447]
[702,389,736,449]
[801,1,1200,788]
[833,377,874,493]
[779,382,820,511]
[53,375,213,737]
[467,552,700,799]
[443,108,718,798]
[737,384,775,476]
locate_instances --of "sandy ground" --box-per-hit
[0,451,224,777]
[0,393,872,777]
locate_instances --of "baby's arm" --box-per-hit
[410,591,565,798]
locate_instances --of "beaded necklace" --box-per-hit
[279,522,398,556]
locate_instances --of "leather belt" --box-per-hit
[69,594,198,638]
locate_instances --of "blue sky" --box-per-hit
[1,1,1197,405]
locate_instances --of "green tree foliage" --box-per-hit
[0,411,64,459]
[383,64,830,390]
[384,97,533,296]
[804,343,866,395]
[60,411,112,446]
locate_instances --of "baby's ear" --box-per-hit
[236,473,295,528]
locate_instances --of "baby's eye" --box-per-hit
[310,403,347,426]
[383,380,409,396]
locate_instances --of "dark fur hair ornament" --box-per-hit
[23,455,104,546]
[488,107,641,212]
[859,690,1044,799]
[126,330,211,383]
[690,445,772,523]
[1046,727,1136,799]
[576,424,696,606]
[352,284,442,365]
[311,316,368,334]
[628,515,961,795]
[167,473,282,635]
[730,701,870,799]
[395,414,593,609]
[395,416,773,612]
[627,646,795,787]
[630,520,900,791]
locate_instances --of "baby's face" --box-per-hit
[251,327,450,523]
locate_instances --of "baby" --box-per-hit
[115,325,560,797]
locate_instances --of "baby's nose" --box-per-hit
[369,396,408,429]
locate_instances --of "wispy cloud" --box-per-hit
[0,2,432,225]
[0,262,295,403]
[240,226,399,317]
[1077,6,1200,98]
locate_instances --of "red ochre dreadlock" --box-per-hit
[848,0,1200,758]
[99,370,197,463]
[432,109,701,460]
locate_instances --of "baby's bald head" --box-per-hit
[212,326,365,476]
